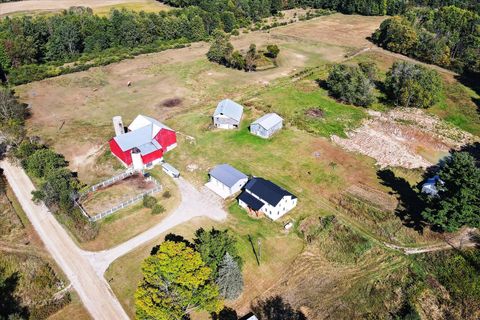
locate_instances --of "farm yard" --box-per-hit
[6,8,480,320]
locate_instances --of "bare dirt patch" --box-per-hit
[332,109,476,169]
[305,107,325,118]
[161,97,182,108]
[80,173,156,215]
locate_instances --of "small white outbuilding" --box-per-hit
[205,164,248,199]
[250,113,283,138]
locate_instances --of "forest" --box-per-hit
[0,0,478,85]
[373,5,480,74]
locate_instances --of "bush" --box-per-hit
[151,203,165,215]
[326,64,376,107]
[385,61,443,108]
[358,61,379,81]
[162,191,171,199]
[143,195,157,209]
[265,44,280,58]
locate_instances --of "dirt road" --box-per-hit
[84,177,228,276]
[1,160,129,320]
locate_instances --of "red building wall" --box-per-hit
[154,129,176,150]
[109,139,132,166]
[141,148,164,165]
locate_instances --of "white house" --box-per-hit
[205,164,248,199]
[250,113,283,138]
[213,99,244,129]
[238,177,297,220]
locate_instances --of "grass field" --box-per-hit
[13,12,480,319]
[0,0,170,18]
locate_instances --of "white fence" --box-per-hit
[79,169,134,198]
[76,170,163,222]
[89,183,162,222]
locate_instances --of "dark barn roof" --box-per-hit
[238,191,264,211]
[244,177,295,207]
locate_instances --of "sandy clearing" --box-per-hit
[0,0,165,15]
[332,109,475,169]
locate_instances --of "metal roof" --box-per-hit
[251,113,283,130]
[238,191,264,211]
[213,99,244,122]
[114,125,152,151]
[209,164,247,188]
[244,177,296,207]
[137,142,158,155]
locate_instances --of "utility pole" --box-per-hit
[257,239,262,264]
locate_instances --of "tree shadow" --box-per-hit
[459,142,480,165]
[251,295,306,320]
[150,233,193,255]
[212,307,238,320]
[315,78,328,90]
[0,270,29,319]
[454,73,480,113]
[377,169,426,233]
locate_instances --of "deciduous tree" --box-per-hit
[135,241,223,320]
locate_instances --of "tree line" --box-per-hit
[372,5,480,75]
[0,89,98,241]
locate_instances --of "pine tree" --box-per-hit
[216,253,244,300]
[422,152,480,232]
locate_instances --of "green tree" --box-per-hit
[25,149,67,178]
[216,253,244,300]
[32,168,78,211]
[372,16,418,55]
[194,228,242,277]
[220,12,236,33]
[265,44,280,58]
[358,61,379,81]
[206,30,233,66]
[422,152,480,232]
[0,88,27,144]
[135,241,223,320]
[326,64,376,107]
[230,50,246,70]
[385,61,443,108]
[244,43,257,71]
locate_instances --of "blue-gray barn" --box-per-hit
[250,113,283,138]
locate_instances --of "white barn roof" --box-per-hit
[214,99,244,122]
[114,115,172,151]
[252,113,283,130]
[209,164,247,188]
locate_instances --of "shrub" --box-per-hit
[151,203,165,215]
[358,61,379,81]
[265,44,280,58]
[162,191,171,199]
[143,195,157,209]
[385,61,443,108]
[326,64,376,107]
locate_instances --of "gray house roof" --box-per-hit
[114,125,153,151]
[251,113,283,130]
[214,99,244,122]
[209,164,247,188]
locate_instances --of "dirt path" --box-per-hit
[0,0,154,15]
[1,160,130,320]
[84,177,228,276]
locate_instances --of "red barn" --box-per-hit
[109,115,177,170]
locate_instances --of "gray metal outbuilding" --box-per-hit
[250,113,283,138]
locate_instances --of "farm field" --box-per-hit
[12,11,480,319]
[0,0,170,17]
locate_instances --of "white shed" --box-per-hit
[250,113,283,138]
[213,99,244,129]
[205,164,248,199]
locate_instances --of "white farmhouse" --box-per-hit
[238,177,297,220]
[250,113,283,138]
[206,164,248,199]
[213,99,244,129]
